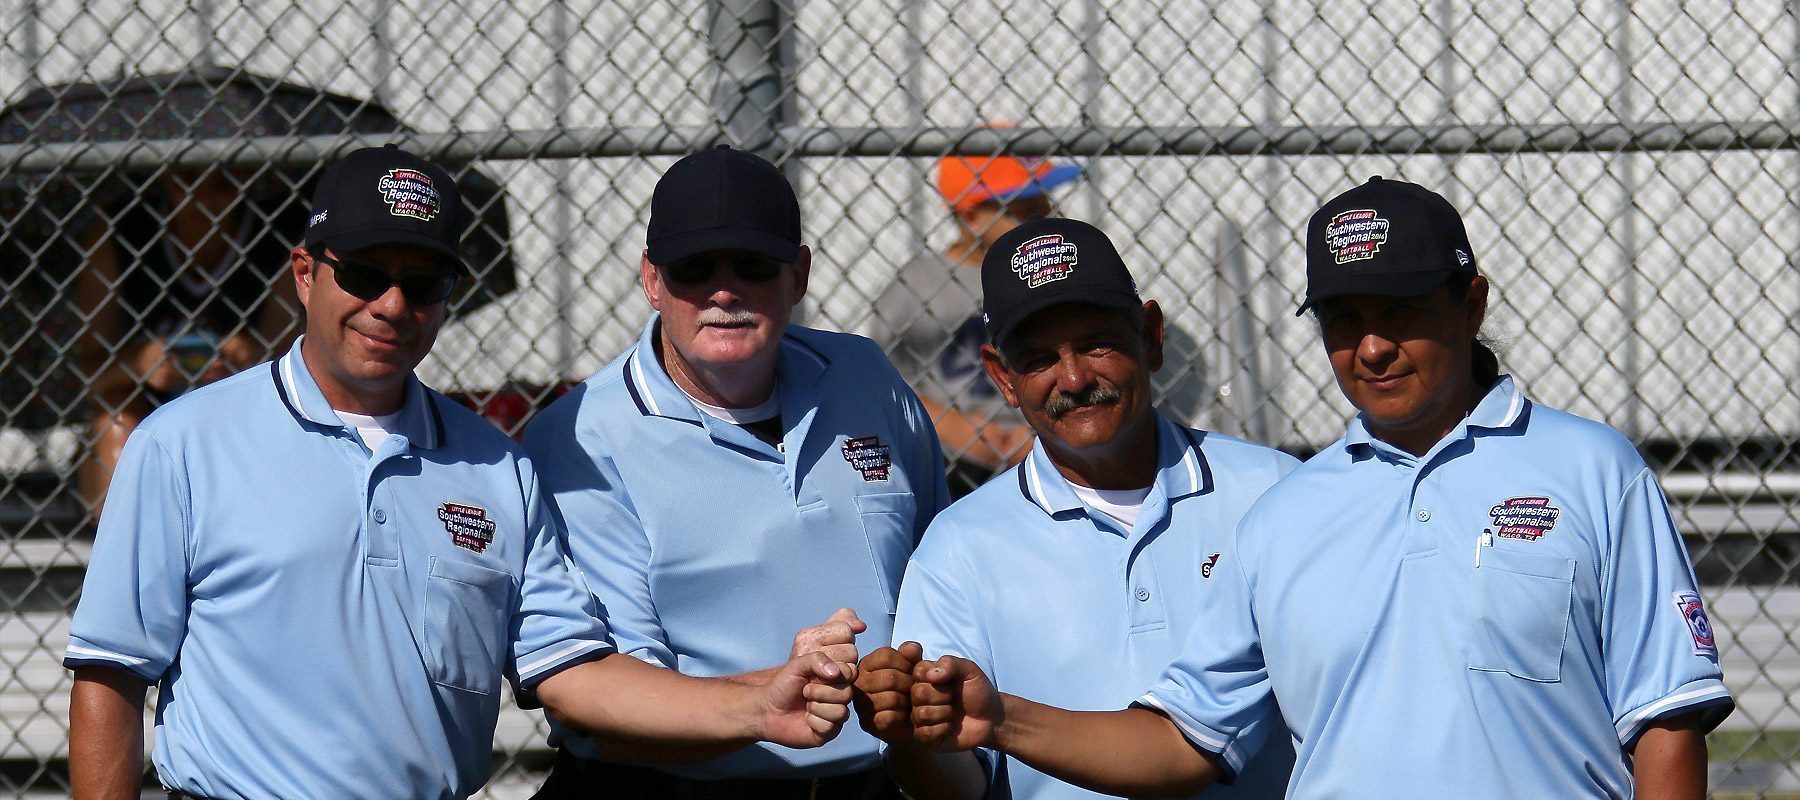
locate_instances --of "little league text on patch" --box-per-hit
[841,436,892,482]
[378,168,442,221]
[1011,233,1078,288]
[1325,209,1389,264]
[438,502,496,553]
[1673,590,1718,657]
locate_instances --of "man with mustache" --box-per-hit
[900,179,1731,799]
[851,217,1297,799]
[524,145,950,798]
[65,146,860,800]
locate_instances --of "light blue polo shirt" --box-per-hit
[66,341,613,800]
[1139,376,1734,799]
[893,414,1298,800]
[524,317,950,779]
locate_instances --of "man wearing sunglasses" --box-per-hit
[524,145,950,798]
[66,145,861,800]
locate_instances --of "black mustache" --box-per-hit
[1045,384,1122,419]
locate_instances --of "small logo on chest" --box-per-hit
[1200,552,1222,579]
[841,435,892,482]
[1487,496,1561,541]
[438,502,497,553]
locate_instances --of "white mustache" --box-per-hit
[1046,383,1122,419]
[696,308,759,326]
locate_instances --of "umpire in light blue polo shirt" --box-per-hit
[523,145,950,798]
[850,217,1298,800]
[65,145,861,800]
[903,178,1733,799]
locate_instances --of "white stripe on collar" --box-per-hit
[628,348,665,417]
[1024,452,1054,514]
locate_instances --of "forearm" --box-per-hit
[1632,713,1707,800]
[537,655,763,760]
[886,742,989,800]
[69,668,148,800]
[996,698,1219,797]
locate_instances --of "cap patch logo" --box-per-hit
[1011,233,1078,288]
[1488,496,1561,541]
[1673,590,1717,657]
[841,435,892,482]
[1455,248,1472,267]
[438,502,496,553]
[1201,552,1222,579]
[1325,209,1390,264]
[377,168,441,222]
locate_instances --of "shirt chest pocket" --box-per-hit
[854,492,917,615]
[425,556,513,695]
[1468,548,1576,682]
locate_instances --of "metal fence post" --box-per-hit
[707,0,789,157]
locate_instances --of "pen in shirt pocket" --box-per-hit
[1475,529,1494,567]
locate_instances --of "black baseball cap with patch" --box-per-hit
[647,145,802,266]
[981,217,1142,347]
[1298,176,1477,315]
[304,144,466,270]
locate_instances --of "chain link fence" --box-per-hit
[1,0,1798,796]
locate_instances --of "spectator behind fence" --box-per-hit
[75,168,305,517]
[870,152,1207,496]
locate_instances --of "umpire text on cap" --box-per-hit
[981,217,1142,347]
[1298,175,1478,315]
[304,143,467,270]
[647,145,802,266]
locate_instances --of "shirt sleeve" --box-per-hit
[64,430,190,682]
[1135,529,1279,782]
[524,416,676,669]
[508,466,614,702]
[1603,468,1734,746]
[897,384,951,540]
[891,534,1006,792]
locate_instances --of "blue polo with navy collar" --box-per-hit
[524,316,950,779]
[66,340,613,800]
[1138,376,1734,799]
[893,414,1298,800]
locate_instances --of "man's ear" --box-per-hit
[788,245,812,304]
[640,250,665,312]
[1141,300,1165,373]
[980,343,1022,410]
[1463,275,1490,338]
[291,246,315,309]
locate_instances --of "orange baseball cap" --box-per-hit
[938,154,1081,212]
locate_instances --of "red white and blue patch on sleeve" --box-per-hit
[1672,590,1718,657]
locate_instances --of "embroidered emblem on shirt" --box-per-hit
[378,168,441,221]
[1487,496,1561,541]
[1200,552,1221,579]
[841,436,892,482]
[1324,209,1390,264]
[1673,590,1718,657]
[438,502,496,553]
[1010,233,1077,288]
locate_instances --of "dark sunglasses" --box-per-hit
[661,253,784,286]
[311,250,459,305]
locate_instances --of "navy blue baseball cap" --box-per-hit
[981,217,1142,347]
[304,144,466,270]
[1299,176,1478,315]
[647,145,802,266]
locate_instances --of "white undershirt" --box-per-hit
[336,409,404,453]
[682,387,780,424]
[1066,480,1153,530]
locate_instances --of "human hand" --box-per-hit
[790,607,866,667]
[911,655,1002,752]
[853,641,922,745]
[758,650,859,749]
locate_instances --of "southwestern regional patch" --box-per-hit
[1010,233,1078,288]
[438,502,496,553]
[1673,590,1718,657]
[1324,209,1390,264]
[841,436,892,482]
[378,168,442,221]
[1488,496,1561,541]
